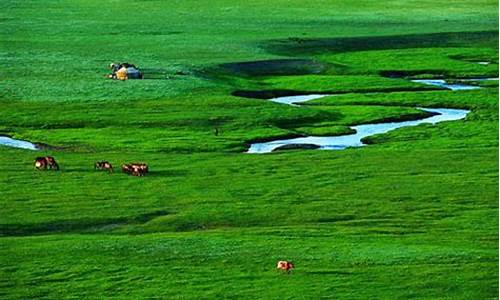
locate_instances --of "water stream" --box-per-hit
[0,78,493,152]
[246,78,491,153]
[247,107,469,153]
[0,136,38,150]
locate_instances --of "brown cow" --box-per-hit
[95,161,113,173]
[34,157,47,170]
[122,163,148,176]
[122,164,133,174]
[276,261,294,273]
[34,156,59,170]
[130,163,148,176]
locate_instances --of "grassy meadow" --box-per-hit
[0,0,498,299]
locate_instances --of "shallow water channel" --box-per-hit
[0,78,493,152]
[246,78,488,153]
[0,136,38,150]
[247,107,469,153]
[411,77,498,91]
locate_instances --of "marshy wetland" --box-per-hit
[0,0,498,299]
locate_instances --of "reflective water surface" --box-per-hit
[247,107,469,153]
[0,136,38,150]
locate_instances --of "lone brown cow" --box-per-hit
[94,161,113,173]
[34,156,59,170]
[276,261,294,273]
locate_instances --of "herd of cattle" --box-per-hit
[34,156,296,272]
[35,156,149,176]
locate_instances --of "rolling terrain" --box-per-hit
[0,0,498,298]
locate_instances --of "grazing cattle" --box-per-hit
[122,164,133,174]
[34,157,47,170]
[276,261,294,273]
[34,156,59,170]
[131,163,148,176]
[94,161,113,173]
[45,156,59,170]
[122,163,148,176]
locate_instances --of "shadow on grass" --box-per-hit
[23,168,188,178]
[0,210,170,237]
[218,58,336,77]
[148,170,189,177]
[306,270,353,276]
[263,31,498,56]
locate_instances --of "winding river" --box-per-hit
[0,78,495,152]
[247,107,469,153]
[246,78,495,153]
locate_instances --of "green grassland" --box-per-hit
[0,0,498,299]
